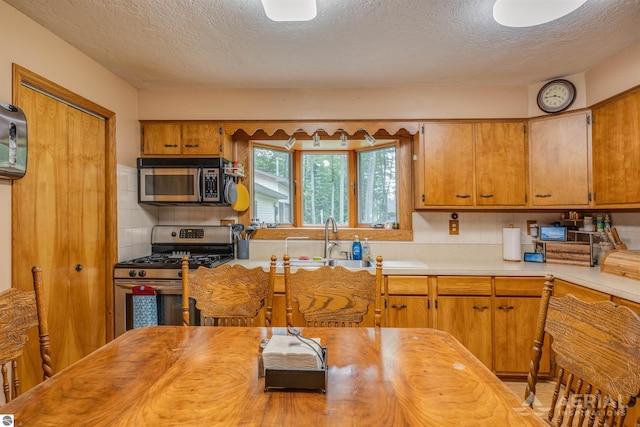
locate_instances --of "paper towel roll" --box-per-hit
[503,227,521,262]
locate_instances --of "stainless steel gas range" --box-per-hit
[113,225,240,337]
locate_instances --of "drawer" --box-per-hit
[495,277,546,297]
[386,276,428,295]
[437,276,491,296]
[553,279,610,301]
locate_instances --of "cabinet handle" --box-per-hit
[472,305,489,312]
[391,304,407,310]
[184,144,199,148]
[479,194,494,198]
[498,305,515,311]
[455,194,471,199]
[534,194,552,198]
[164,144,179,148]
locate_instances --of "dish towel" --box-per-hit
[132,285,158,329]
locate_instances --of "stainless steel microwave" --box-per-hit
[137,157,231,205]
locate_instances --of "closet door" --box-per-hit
[12,86,106,390]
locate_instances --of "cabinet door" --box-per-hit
[592,89,640,206]
[529,111,591,207]
[386,296,429,328]
[475,122,527,206]
[494,297,551,375]
[142,123,181,155]
[421,122,474,206]
[436,296,492,368]
[182,123,221,156]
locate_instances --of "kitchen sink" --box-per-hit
[326,259,373,268]
[276,259,373,269]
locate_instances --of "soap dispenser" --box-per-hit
[352,235,362,260]
[362,238,371,261]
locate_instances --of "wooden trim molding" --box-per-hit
[223,120,420,138]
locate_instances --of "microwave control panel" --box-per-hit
[202,168,219,202]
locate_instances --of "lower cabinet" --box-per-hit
[493,277,551,377]
[385,276,430,328]
[434,276,493,369]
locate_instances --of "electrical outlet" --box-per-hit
[449,220,459,235]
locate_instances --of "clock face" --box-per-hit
[537,79,576,113]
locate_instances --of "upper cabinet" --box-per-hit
[592,89,640,207]
[416,121,526,209]
[528,111,591,208]
[475,121,527,207]
[141,121,232,157]
[418,122,474,207]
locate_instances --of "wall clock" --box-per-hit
[537,79,576,113]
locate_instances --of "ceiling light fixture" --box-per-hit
[261,0,317,22]
[340,131,348,147]
[284,135,296,150]
[313,132,321,147]
[364,132,376,147]
[493,0,587,27]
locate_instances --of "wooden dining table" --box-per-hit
[3,326,545,426]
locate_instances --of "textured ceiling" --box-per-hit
[4,0,640,89]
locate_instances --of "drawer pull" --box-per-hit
[455,194,471,199]
[472,305,489,312]
[391,304,407,310]
[498,305,515,311]
[164,144,179,148]
[479,194,494,198]
[534,194,552,198]
[184,144,199,148]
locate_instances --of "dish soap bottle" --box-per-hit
[352,235,362,260]
[362,238,371,261]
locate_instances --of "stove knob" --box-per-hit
[128,270,137,278]
[138,270,147,278]
[171,232,177,237]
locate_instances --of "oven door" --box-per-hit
[114,280,199,337]
[138,167,200,203]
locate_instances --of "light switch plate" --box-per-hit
[449,220,459,235]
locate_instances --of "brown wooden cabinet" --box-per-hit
[493,277,551,376]
[592,88,640,207]
[435,276,493,369]
[552,278,610,301]
[417,122,474,207]
[416,121,526,209]
[385,276,430,328]
[529,111,591,207]
[141,121,231,157]
[475,121,527,207]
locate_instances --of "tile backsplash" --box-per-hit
[118,163,640,261]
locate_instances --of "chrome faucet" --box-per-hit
[324,216,338,259]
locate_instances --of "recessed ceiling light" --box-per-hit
[493,0,587,27]
[262,0,317,22]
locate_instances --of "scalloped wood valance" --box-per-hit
[223,121,420,138]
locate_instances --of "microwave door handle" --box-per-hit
[197,169,203,202]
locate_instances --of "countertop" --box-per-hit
[230,258,640,303]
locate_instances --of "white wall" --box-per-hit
[0,2,140,291]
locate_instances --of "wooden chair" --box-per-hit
[181,256,277,326]
[283,254,383,327]
[525,274,640,426]
[0,266,53,404]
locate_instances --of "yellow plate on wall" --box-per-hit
[232,183,249,212]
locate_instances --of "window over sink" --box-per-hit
[252,144,398,228]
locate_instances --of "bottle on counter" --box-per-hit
[362,238,371,261]
[352,235,362,260]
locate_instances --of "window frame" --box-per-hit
[247,137,413,241]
